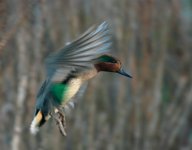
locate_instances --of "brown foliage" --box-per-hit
[0,0,191,150]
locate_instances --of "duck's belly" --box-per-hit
[62,78,82,105]
[50,78,82,106]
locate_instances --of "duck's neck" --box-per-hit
[94,62,117,72]
[80,68,98,81]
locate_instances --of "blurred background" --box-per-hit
[0,0,192,150]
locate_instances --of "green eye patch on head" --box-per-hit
[97,55,117,63]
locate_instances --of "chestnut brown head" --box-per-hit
[94,55,132,78]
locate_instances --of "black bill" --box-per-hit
[117,68,132,78]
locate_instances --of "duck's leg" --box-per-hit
[50,112,67,136]
[57,108,67,131]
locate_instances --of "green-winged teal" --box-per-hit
[30,22,132,135]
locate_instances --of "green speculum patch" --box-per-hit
[50,83,68,104]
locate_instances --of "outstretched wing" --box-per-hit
[45,22,112,82]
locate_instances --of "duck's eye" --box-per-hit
[111,60,117,63]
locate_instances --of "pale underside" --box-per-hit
[62,78,82,106]
[57,68,98,107]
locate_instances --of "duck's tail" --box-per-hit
[30,110,42,134]
[30,110,50,135]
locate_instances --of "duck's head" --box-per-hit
[94,55,132,78]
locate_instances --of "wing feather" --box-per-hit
[45,22,112,82]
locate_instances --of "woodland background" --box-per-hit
[0,0,192,150]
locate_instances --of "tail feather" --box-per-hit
[30,111,43,135]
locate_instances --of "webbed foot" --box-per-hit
[51,110,67,136]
